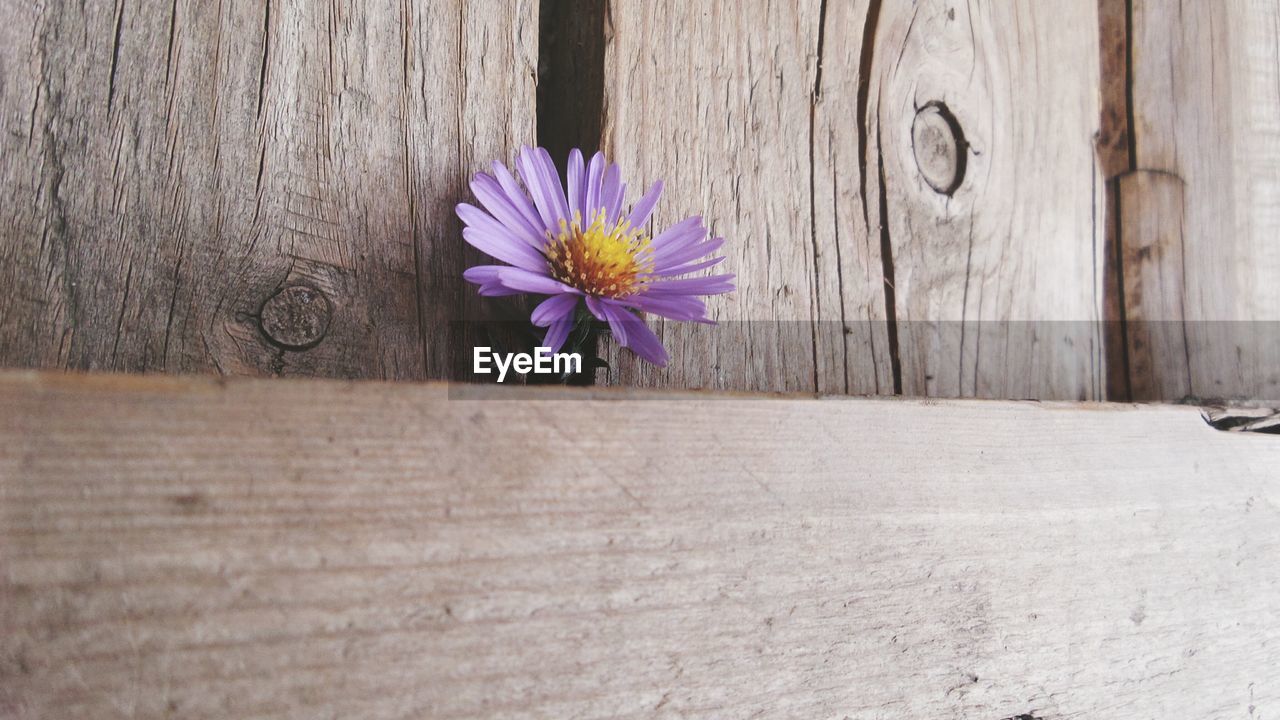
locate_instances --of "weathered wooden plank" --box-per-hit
[598,1,1107,400]
[598,1,891,395]
[870,0,1107,400]
[1121,0,1280,402]
[2,371,1278,718]
[0,0,537,380]
[1118,171,1192,400]
[810,0,898,396]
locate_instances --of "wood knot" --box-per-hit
[259,285,332,350]
[912,102,967,196]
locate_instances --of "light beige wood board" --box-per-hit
[597,0,894,395]
[0,0,536,380]
[2,371,1278,719]
[1123,0,1280,402]
[596,0,1108,401]
[869,0,1107,400]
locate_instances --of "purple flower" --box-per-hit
[458,146,734,367]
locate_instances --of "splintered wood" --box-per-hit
[3,371,1279,718]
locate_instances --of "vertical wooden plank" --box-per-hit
[407,2,540,380]
[1122,0,1280,403]
[870,0,1107,400]
[811,0,896,396]
[1117,172,1191,400]
[598,1,892,394]
[0,0,536,380]
[598,1,1106,399]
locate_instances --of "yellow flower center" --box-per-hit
[545,210,654,298]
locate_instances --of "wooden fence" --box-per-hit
[2,0,1277,401]
[3,1,1280,718]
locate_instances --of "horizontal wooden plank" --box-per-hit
[2,371,1279,718]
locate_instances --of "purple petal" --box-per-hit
[543,316,573,353]
[478,283,523,297]
[626,181,663,230]
[567,149,585,221]
[531,293,579,327]
[655,236,725,272]
[651,216,707,253]
[654,255,726,277]
[600,301,628,346]
[465,264,529,298]
[600,164,623,223]
[537,147,571,222]
[619,293,708,322]
[517,146,562,230]
[621,320,669,366]
[461,225,548,273]
[611,183,627,224]
[599,299,669,366]
[584,152,605,218]
[584,295,609,322]
[495,267,579,296]
[471,173,544,247]
[643,274,736,296]
[463,265,505,285]
[456,206,548,271]
[492,161,546,232]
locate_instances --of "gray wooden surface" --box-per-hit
[599,1,1107,398]
[0,0,536,379]
[1114,0,1280,403]
[2,0,1279,402]
[2,370,1278,718]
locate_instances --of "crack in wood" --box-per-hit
[164,0,178,85]
[807,0,831,393]
[876,124,902,395]
[1101,0,1138,401]
[1124,0,1137,169]
[109,258,133,366]
[851,0,901,395]
[855,0,882,234]
[257,0,272,119]
[107,0,126,113]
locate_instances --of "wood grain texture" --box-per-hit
[1120,0,1280,402]
[598,0,881,395]
[3,370,1279,719]
[871,0,1107,401]
[597,0,1108,400]
[1118,171,1191,401]
[0,0,536,380]
[809,0,897,396]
